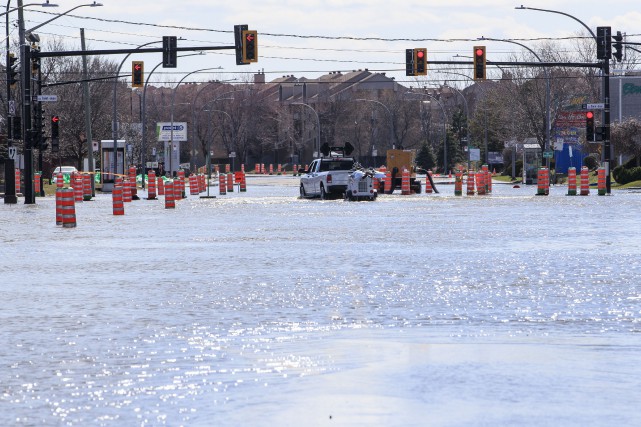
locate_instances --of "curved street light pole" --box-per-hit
[353,99,394,154]
[139,53,202,187]
[109,41,160,192]
[407,92,448,173]
[516,6,611,193]
[291,102,320,157]
[168,67,221,176]
[479,36,551,168]
[191,86,248,172]
[203,108,234,193]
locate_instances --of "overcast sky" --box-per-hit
[13,0,641,86]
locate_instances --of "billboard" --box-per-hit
[157,122,187,142]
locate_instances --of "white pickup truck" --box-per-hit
[299,157,356,199]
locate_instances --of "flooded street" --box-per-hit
[2,177,641,426]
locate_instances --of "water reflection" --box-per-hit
[1,183,640,425]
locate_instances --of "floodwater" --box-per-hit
[1,177,641,426]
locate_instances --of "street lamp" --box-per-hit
[138,53,202,187]
[3,0,58,205]
[202,108,234,197]
[479,36,551,168]
[353,99,394,152]
[407,91,448,173]
[291,102,320,158]
[167,67,222,176]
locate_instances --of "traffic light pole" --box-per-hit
[17,1,36,204]
[603,58,611,194]
[4,2,16,204]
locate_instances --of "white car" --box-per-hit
[51,166,78,183]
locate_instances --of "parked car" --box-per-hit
[51,166,78,184]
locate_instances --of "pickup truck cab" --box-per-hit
[299,157,355,199]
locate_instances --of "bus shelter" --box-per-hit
[523,143,542,185]
[100,140,126,192]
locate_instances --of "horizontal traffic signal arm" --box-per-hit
[30,45,236,59]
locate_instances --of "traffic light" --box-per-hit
[8,53,18,87]
[586,111,594,142]
[596,26,612,60]
[51,115,60,152]
[473,46,486,80]
[414,48,427,76]
[162,36,177,68]
[242,30,258,63]
[234,24,249,65]
[613,31,624,62]
[11,116,21,140]
[405,49,415,76]
[51,115,59,139]
[132,61,144,88]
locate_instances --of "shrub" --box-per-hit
[583,154,599,170]
[613,165,641,185]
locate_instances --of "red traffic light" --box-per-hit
[52,116,59,123]
[586,111,594,119]
[475,48,484,57]
[416,50,425,59]
[134,63,142,71]
[245,32,255,43]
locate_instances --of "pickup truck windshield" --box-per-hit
[318,160,354,172]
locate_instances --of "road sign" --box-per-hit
[543,150,554,158]
[8,100,15,115]
[229,151,236,158]
[36,95,58,102]
[8,146,17,160]
[582,103,604,110]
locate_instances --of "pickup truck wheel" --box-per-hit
[320,185,327,200]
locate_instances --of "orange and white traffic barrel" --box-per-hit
[15,168,20,195]
[476,171,486,195]
[567,167,577,196]
[597,167,606,196]
[56,172,64,188]
[425,170,433,194]
[55,188,63,225]
[112,184,124,215]
[165,180,175,209]
[34,172,41,195]
[157,176,165,196]
[122,178,132,202]
[73,174,83,202]
[178,170,186,198]
[536,168,547,196]
[227,172,234,192]
[401,168,410,195]
[239,172,247,192]
[147,170,157,200]
[82,173,92,201]
[454,170,463,196]
[60,188,77,228]
[128,165,137,199]
[189,174,198,195]
[580,166,590,196]
[219,172,227,195]
[467,170,475,196]
[384,171,392,194]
